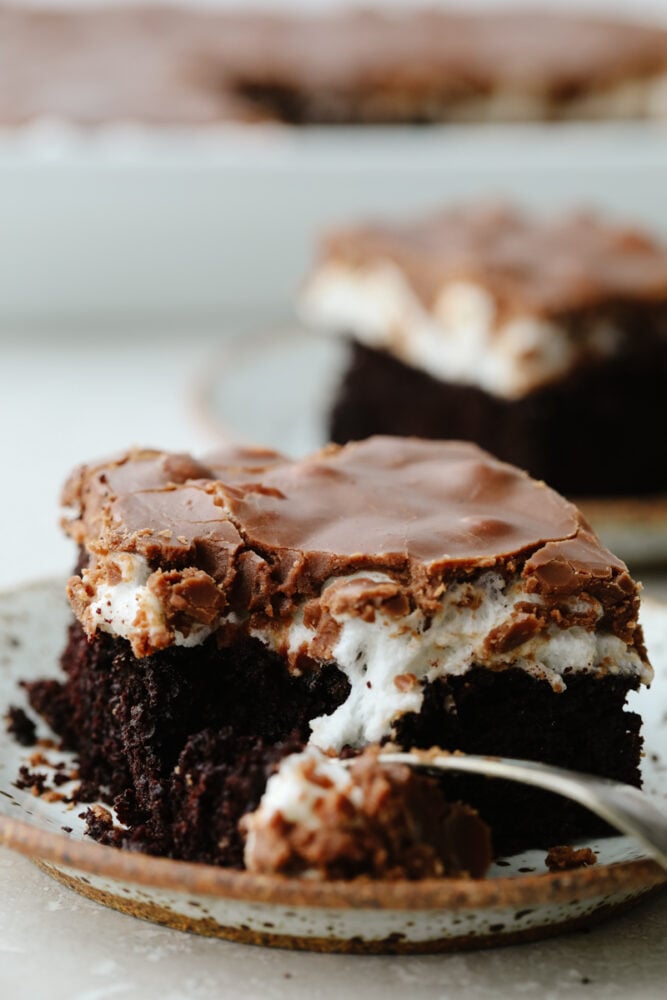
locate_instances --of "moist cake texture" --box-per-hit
[25,438,651,868]
[3,6,667,126]
[301,205,667,498]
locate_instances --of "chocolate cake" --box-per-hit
[25,438,651,873]
[300,204,667,499]
[2,6,667,126]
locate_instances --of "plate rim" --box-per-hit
[1,812,665,911]
[1,576,666,912]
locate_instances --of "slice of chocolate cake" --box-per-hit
[27,437,651,871]
[223,8,667,125]
[300,205,667,500]
[3,7,667,126]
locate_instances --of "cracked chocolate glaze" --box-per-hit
[62,437,646,666]
[318,204,667,319]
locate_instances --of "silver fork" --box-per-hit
[376,750,667,871]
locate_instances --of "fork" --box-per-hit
[376,750,667,871]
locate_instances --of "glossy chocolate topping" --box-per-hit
[320,204,667,318]
[64,437,637,630]
[214,437,583,567]
[2,7,667,126]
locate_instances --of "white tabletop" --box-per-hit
[0,848,666,1000]
[1,331,666,999]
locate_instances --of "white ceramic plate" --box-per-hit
[192,325,667,568]
[0,579,666,953]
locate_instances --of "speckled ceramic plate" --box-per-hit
[1,579,666,953]
[191,326,667,568]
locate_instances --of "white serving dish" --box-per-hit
[2,120,667,330]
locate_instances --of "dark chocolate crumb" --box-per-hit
[5,706,37,747]
[14,766,48,795]
[81,805,119,845]
[546,845,597,871]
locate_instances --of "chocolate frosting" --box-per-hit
[214,437,586,567]
[2,7,667,125]
[226,9,667,117]
[320,204,667,319]
[64,437,642,654]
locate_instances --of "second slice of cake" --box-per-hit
[300,204,667,500]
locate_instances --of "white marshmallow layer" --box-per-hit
[82,559,650,754]
[299,263,622,399]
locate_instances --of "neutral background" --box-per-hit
[1,0,667,328]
